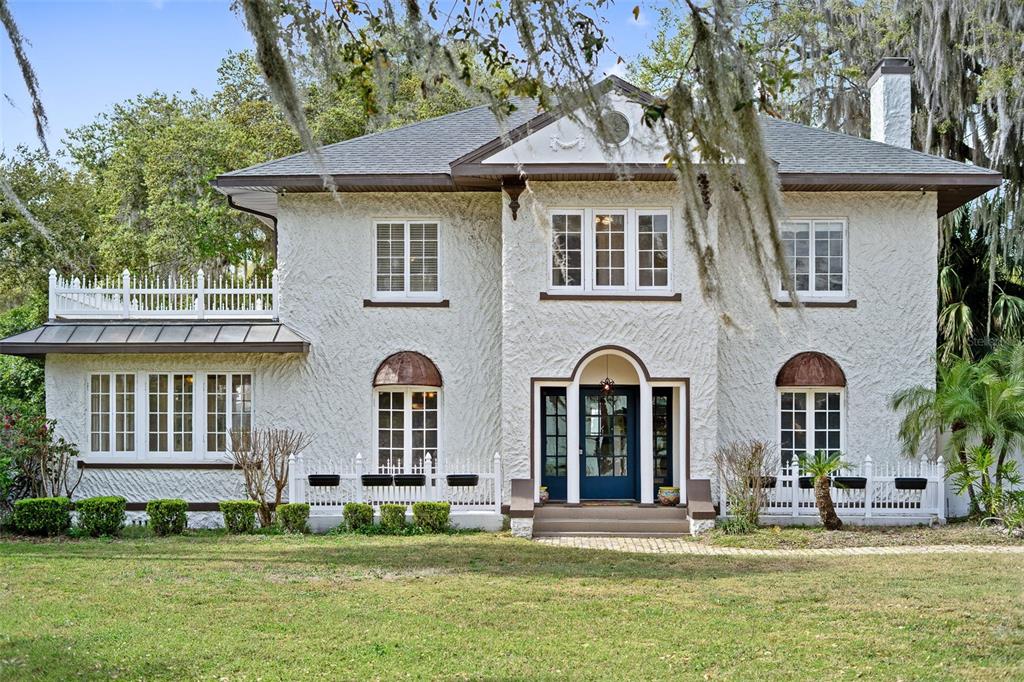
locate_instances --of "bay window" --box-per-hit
[549,208,671,293]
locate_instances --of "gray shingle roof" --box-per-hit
[760,117,994,175]
[222,98,542,178]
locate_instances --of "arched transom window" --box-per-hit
[373,352,442,473]
[776,352,846,466]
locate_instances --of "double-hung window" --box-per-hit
[779,219,847,298]
[375,388,440,473]
[374,220,440,298]
[778,389,844,466]
[549,209,670,293]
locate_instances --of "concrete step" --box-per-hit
[535,504,687,521]
[533,517,689,535]
[533,531,690,538]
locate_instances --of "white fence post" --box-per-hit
[790,459,800,517]
[294,453,305,504]
[195,269,206,320]
[493,451,502,515]
[864,455,874,519]
[271,268,280,319]
[935,456,946,523]
[425,453,434,502]
[121,269,132,318]
[355,452,364,504]
[48,269,57,319]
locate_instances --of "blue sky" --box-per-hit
[0,0,662,155]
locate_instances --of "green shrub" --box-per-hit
[380,504,406,533]
[276,502,310,534]
[146,499,187,536]
[412,501,450,533]
[12,497,71,536]
[219,500,260,533]
[75,496,126,537]
[343,502,373,531]
[718,516,757,535]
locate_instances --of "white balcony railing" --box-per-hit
[48,268,278,321]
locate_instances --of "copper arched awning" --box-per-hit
[373,351,442,387]
[776,352,846,387]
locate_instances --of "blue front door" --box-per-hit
[579,387,639,500]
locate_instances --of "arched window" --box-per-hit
[373,352,442,473]
[776,352,846,466]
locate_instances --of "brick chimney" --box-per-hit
[868,57,912,148]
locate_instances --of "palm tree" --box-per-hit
[798,450,848,530]
[891,344,1024,515]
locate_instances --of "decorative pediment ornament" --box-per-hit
[549,134,587,151]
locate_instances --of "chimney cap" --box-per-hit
[868,57,912,87]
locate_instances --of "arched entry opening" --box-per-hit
[535,346,687,506]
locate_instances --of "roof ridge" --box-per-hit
[761,115,998,174]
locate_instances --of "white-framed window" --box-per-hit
[373,219,441,298]
[374,387,441,473]
[778,218,848,298]
[778,388,844,466]
[88,371,255,459]
[206,373,253,452]
[548,208,671,294]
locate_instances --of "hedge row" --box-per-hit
[342,501,450,534]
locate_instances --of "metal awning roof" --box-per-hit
[0,322,310,357]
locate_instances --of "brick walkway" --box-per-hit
[534,536,1024,557]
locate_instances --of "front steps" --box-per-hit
[532,503,690,537]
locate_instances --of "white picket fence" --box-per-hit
[48,269,278,320]
[288,452,503,517]
[722,456,946,525]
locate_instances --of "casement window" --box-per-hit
[206,373,253,452]
[89,373,136,453]
[778,389,844,466]
[549,209,671,293]
[779,219,847,298]
[89,372,254,457]
[374,220,440,298]
[375,388,440,473]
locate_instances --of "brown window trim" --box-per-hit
[363,299,450,308]
[539,292,682,302]
[776,299,858,309]
[77,461,235,470]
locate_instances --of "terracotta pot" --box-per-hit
[538,487,550,505]
[658,486,680,506]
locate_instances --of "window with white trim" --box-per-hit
[147,373,194,453]
[779,219,847,297]
[206,373,253,452]
[375,388,440,473]
[778,389,844,466]
[90,373,136,454]
[549,209,671,293]
[374,220,440,297]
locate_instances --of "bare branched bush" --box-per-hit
[713,439,775,529]
[227,428,313,527]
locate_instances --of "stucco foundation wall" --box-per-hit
[500,181,720,483]
[715,191,938,471]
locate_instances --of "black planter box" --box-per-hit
[446,474,479,487]
[798,476,830,489]
[361,474,394,487]
[307,474,340,487]
[833,476,867,490]
[394,474,427,487]
[746,476,777,488]
[894,476,928,490]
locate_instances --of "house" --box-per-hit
[0,59,1001,534]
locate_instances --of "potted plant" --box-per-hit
[658,486,680,506]
[538,486,550,504]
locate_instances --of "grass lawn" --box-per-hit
[703,520,1024,549]
[1,533,1023,680]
